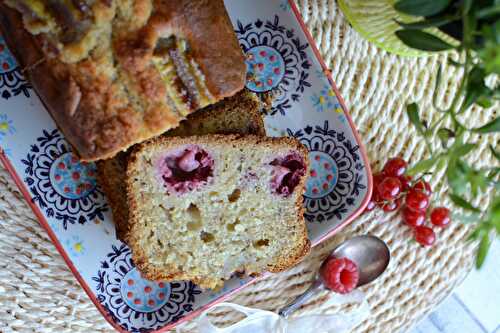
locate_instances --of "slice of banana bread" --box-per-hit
[97,89,267,241]
[126,135,310,289]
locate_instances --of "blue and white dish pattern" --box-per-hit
[22,129,109,229]
[0,36,31,100]
[0,0,370,331]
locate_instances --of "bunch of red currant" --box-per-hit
[366,157,451,247]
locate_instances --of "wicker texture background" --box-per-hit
[1,0,498,332]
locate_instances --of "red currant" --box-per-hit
[414,180,432,196]
[414,226,436,247]
[372,173,385,206]
[430,207,451,228]
[402,207,425,228]
[377,177,402,201]
[364,200,376,213]
[373,172,385,188]
[382,199,401,212]
[399,175,412,192]
[383,157,408,177]
[406,189,430,212]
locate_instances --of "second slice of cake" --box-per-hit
[127,135,310,289]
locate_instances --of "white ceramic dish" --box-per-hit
[0,1,372,331]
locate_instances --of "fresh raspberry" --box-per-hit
[403,206,425,227]
[414,226,436,247]
[320,257,359,294]
[377,177,402,201]
[383,157,408,177]
[414,179,432,196]
[430,207,451,227]
[406,189,430,212]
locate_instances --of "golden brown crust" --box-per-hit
[148,0,246,98]
[96,153,130,239]
[126,134,310,289]
[98,89,266,241]
[0,0,245,161]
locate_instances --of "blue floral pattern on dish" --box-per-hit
[49,152,97,200]
[235,15,312,116]
[0,36,31,100]
[288,121,367,223]
[64,235,86,258]
[93,244,201,332]
[0,114,15,139]
[311,85,342,113]
[245,46,286,92]
[21,129,108,229]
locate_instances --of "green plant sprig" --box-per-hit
[394,0,500,268]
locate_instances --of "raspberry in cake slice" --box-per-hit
[126,135,310,289]
[97,89,267,242]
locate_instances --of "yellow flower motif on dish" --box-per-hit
[74,242,83,253]
[65,236,86,257]
[335,107,343,114]
[0,115,15,135]
[311,85,340,113]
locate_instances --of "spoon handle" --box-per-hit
[278,279,324,318]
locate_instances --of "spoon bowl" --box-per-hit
[278,235,390,318]
[330,235,390,287]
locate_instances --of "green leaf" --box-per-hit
[407,157,439,176]
[463,67,489,110]
[448,59,464,67]
[449,193,481,213]
[433,64,444,109]
[395,15,457,30]
[469,171,488,197]
[480,22,500,75]
[490,145,500,161]
[476,233,490,269]
[477,4,500,19]
[437,128,455,148]
[406,103,425,135]
[467,226,483,241]
[473,117,500,133]
[452,143,477,158]
[394,0,451,17]
[476,95,493,108]
[491,197,500,231]
[463,0,473,15]
[447,161,468,195]
[396,30,455,52]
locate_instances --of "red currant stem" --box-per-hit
[428,112,449,133]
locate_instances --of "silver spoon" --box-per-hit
[278,235,390,318]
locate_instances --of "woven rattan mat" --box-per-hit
[1,1,498,332]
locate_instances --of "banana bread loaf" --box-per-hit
[0,0,246,161]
